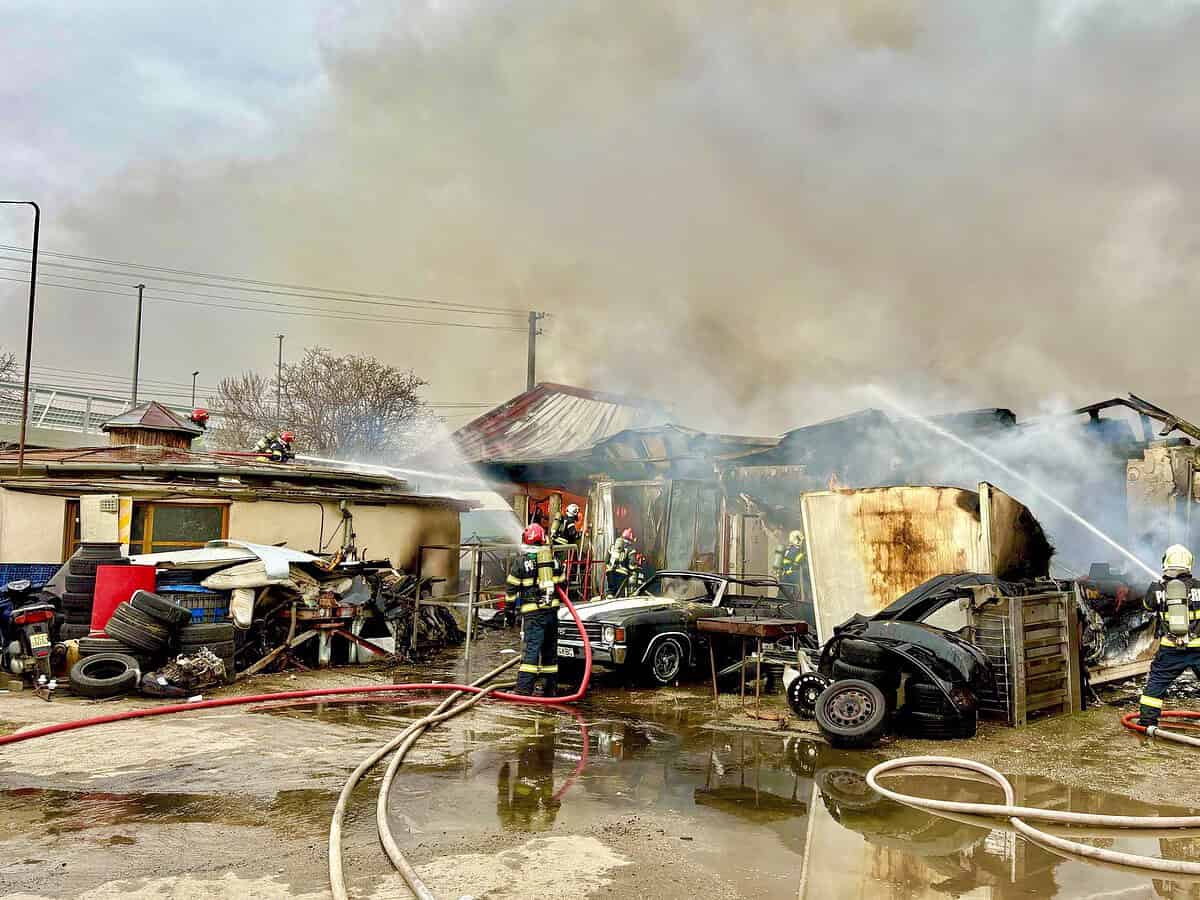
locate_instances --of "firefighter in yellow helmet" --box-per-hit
[773,530,806,591]
[1138,544,1200,728]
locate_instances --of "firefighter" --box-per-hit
[773,530,806,591]
[607,528,636,597]
[253,430,295,463]
[550,503,581,547]
[1138,544,1200,727]
[506,523,564,696]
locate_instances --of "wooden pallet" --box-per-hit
[970,590,1081,726]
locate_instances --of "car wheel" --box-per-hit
[646,637,685,685]
[787,672,832,719]
[815,679,889,749]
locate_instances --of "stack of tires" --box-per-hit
[68,590,193,699]
[178,622,237,684]
[895,680,978,740]
[60,543,128,642]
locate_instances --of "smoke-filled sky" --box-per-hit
[3,0,1200,434]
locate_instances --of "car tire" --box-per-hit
[645,636,686,685]
[105,603,170,653]
[839,637,891,668]
[178,622,235,644]
[68,557,129,577]
[62,593,93,613]
[59,623,91,642]
[69,652,140,699]
[815,679,889,749]
[65,575,96,595]
[905,681,955,715]
[129,590,192,629]
[897,708,978,740]
[832,659,900,693]
[787,672,832,719]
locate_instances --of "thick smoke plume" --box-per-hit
[41,1,1200,437]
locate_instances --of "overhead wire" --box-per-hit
[0,245,528,318]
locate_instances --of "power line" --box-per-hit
[0,244,528,318]
[0,275,527,332]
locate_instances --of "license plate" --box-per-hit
[29,632,49,649]
[559,646,576,658]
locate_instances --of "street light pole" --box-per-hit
[274,334,284,420]
[191,370,200,408]
[131,283,145,405]
[0,201,40,476]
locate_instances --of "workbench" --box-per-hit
[697,617,808,709]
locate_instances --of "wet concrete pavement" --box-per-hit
[2,634,1200,898]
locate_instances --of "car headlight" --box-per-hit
[602,625,616,645]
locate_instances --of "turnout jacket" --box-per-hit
[549,515,580,546]
[1144,576,1200,648]
[505,551,565,614]
[608,537,635,575]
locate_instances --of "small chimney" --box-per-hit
[100,400,205,450]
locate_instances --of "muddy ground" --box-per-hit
[1,633,1198,899]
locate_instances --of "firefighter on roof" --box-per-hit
[1138,544,1200,727]
[506,523,565,696]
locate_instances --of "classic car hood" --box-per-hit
[559,596,679,622]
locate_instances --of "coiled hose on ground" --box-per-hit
[1122,710,1200,748]
[330,587,593,900]
[867,755,1200,878]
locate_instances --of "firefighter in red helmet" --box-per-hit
[506,523,565,696]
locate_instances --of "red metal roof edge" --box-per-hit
[453,382,668,440]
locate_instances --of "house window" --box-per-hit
[64,501,229,557]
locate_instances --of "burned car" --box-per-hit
[557,571,805,685]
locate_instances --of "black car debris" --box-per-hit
[557,571,806,685]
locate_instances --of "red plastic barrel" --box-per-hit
[92,564,156,634]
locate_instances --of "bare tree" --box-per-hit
[210,347,439,461]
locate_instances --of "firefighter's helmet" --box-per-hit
[280,430,295,443]
[523,523,546,545]
[565,503,580,519]
[788,530,803,546]
[1163,544,1194,574]
[621,528,635,542]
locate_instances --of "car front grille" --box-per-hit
[562,622,605,644]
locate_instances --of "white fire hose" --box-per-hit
[867,756,1200,879]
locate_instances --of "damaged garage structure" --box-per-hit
[451,386,1200,684]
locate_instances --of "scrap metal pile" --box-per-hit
[1,540,464,702]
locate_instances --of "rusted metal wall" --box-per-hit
[801,483,1043,640]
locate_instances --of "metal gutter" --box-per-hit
[0,459,406,487]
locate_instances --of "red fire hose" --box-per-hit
[1121,710,1200,748]
[0,587,591,747]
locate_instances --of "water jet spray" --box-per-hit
[869,387,1158,581]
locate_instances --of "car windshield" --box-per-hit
[640,574,719,603]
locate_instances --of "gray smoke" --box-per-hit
[18,1,1200,440]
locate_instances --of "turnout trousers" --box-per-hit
[1139,646,1200,725]
[517,607,558,695]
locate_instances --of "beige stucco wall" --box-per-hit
[0,489,67,562]
[227,499,462,595]
[0,488,462,593]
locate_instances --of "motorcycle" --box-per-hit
[3,580,56,686]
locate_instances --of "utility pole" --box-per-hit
[191,370,200,408]
[526,311,544,392]
[275,334,285,420]
[131,283,145,405]
[0,201,40,476]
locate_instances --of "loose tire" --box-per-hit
[787,672,832,719]
[905,681,954,715]
[69,652,140,699]
[76,542,122,560]
[832,658,900,690]
[178,622,235,644]
[105,603,170,653]
[59,623,90,642]
[815,679,889,749]
[645,637,686,685]
[78,635,132,656]
[129,590,192,629]
[838,637,891,668]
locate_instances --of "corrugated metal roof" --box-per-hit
[101,400,204,435]
[452,382,670,463]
